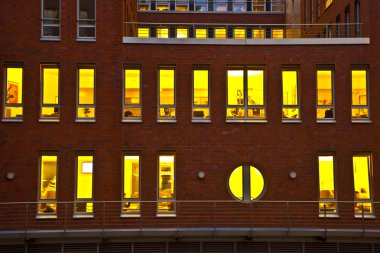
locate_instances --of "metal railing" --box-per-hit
[0,201,379,235]
[124,22,364,39]
[137,0,285,12]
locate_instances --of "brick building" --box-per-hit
[0,0,380,252]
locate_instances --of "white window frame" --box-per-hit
[318,154,338,218]
[351,67,370,123]
[121,153,141,217]
[157,153,176,217]
[192,67,211,123]
[3,64,24,122]
[76,65,96,123]
[157,66,176,123]
[41,0,61,40]
[195,0,208,11]
[123,66,142,123]
[316,67,335,123]
[40,64,60,122]
[77,0,96,41]
[281,67,301,123]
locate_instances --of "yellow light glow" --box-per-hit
[138,28,149,38]
[78,69,94,105]
[272,29,284,39]
[229,166,243,200]
[196,29,207,38]
[318,156,335,198]
[40,155,57,200]
[157,28,169,38]
[125,69,140,105]
[43,68,59,105]
[234,28,246,39]
[253,29,265,39]
[227,70,244,105]
[247,70,264,105]
[124,156,140,199]
[282,71,298,105]
[352,70,367,106]
[77,156,93,199]
[159,69,175,105]
[176,28,188,38]
[317,70,332,106]
[353,156,371,200]
[250,167,264,200]
[215,28,226,39]
[6,68,23,104]
[193,70,209,105]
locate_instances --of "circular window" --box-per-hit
[228,165,265,201]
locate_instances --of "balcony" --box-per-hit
[123,22,369,45]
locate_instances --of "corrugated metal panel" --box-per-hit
[168,242,201,253]
[237,242,268,252]
[64,243,97,252]
[203,242,234,253]
[28,244,61,253]
[339,243,372,253]
[270,242,302,253]
[304,242,337,253]
[0,245,25,253]
[134,242,166,253]
[99,243,132,253]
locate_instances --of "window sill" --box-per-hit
[39,118,60,123]
[226,119,267,123]
[156,213,177,218]
[319,213,340,218]
[75,119,96,123]
[40,37,61,42]
[317,119,336,124]
[120,213,141,218]
[73,213,94,219]
[2,118,23,123]
[352,119,372,124]
[354,214,375,219]
[192,119,211,123]
[122,118,142,123]
[76,38,96,42]
[157,119,177,123]
[36,214,57,219]
[282,119,302,123]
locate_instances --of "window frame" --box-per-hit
[316,66,335,123]
[192,66,211,123]
[74,152,95,218]
[41,0,61,40]
[157,153,176,217]
[317,154,338,218]
[123,65,142,123]
[3,63,24,122]
[351,66,370,123]
[281,66,301,123]
[157,66,176,123]
[77,0,96,41]
[121,152,141,217]
[37,152,59,219]
[226,66,267,123]
[40,64,60,122]
[76,64,96,122]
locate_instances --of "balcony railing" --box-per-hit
[1,201,380,239]
[137,0,285,12]
[124,22,365,41]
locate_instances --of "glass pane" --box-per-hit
[196,29,207,38]
[193,70,209,105]
[215,28,226,38]
[138,28,149,38]
[77,106,95,118]
[125,69,140,105]
[124,108,141,118]
[353,156,371,200]
[318,155,336,213]
[176,28,188,38]
[193,108,210,119]
[43,0,60,18]
[43,26,60,37]
[250,166,264,200]
[227,70,244,105]
[234,28,246,39]
[253,29,265,38]
[195,0,207,11]
[159,107,176,117]
[352,108,368,119]
[122,202,140,213]
[38,203,57,214]
[4,107,23,118]
[79,0,95,19]
[77,156,93,199]
[317,108,334,119]
[75,202,93,213]
[78,69,94,105]
[43,68,59,105]
[229,166,243,200]
[214,0,227,11]
[282,70,298,106]
[158,155,175,213]
[233,0,246,11]
[79,27,95,37]
[352,70,367,106]
[124,156,140,199]
[41,106,60,118]
[282,108,299,119]
[6,68,23,104]
[247,108,265,118]
[40,155,57,200]
[317,70,332,106]
[226,108,245,118]
[272,29,284,39]
[159,69,175,105]
[247,70,264,105]
[157,28,169,38]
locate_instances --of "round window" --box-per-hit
[228,165,265,201]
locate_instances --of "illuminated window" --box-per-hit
[345,6,350,38]
[214,0,227,11]
[351,69,369,121]
[77,0,96,39]
[3,66,23,120]
[75,155,94,216]
[353,155,373,216]
[272,29,284,39]
[157,27,169,38]
[252,0,265,11]
[38,154,58,217]
[282,69,300,121]
[138,0,151,10]
[215,28,226,39]
[192,68,210,121]
[253,29,265,39]
[176,0,189,11]
[138,28,150,38]
[122,155,140,216]
[176,28,188,38]
[123,67,142,122]
[195,28,207,38]
[42,0,60,38]
[233,0,246,11]
[195,0,207,11]
[318,155,337,215]
[77,67,95,121]
[316,69,334,121]
[227,68,266,122]
[228,165,264,201]
[158,154,176,215]
[40,65,60,121]
[158,68,176,122]
[234,28,246,39]
[157,0,169,11]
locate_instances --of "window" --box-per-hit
[123,67,142,122]
[214,0,227,11]
[176,0,189,11]
[77,67,95,121]
[158,154,176,216]
[176,28,188,38]
[253,29,265,39]
[317,0,320,17]
[75,155,94,217]
[192,68,210,121]
[353,155,373,216]
[336,15,341,38]
[272,29,284,39]
[41,0,60,39]
[318,155,337,216]
[158,68,176,121]
[195,0,207,11]
[122,155,140,216]
[214,28,226,39]
[282,69,300,121]
[316,69,334,121]
[351,68,369,121]
[252,0,265,11]
[157,0,169,11]
[3,66,23,121]
[234,28,246,39]
[38,154,58,218]
[228,165,265,201]
[157,27,169,38]
[40,65,60,121]
[77,0,96,40]
[138,28,150,38]
[195,28,207,38]
[233,0,246,11]
[227,68,266,122]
